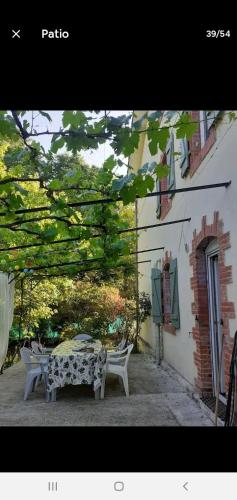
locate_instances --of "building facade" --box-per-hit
[131,111,237,397]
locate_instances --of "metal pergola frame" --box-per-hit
[21,259,152,281]
[0,218,191,253]
[0,181,230,218]
[0,180,231,280]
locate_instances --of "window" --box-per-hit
[200,111,221,147]
[151,258,180,329]
[151,268,162,325]
[179,136,190,177]
[163,264,171,323]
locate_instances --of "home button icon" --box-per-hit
[114,481,124,492]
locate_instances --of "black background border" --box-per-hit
[0,12,236,472]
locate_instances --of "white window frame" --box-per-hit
[200,111,221,147]
[200,111,208,147]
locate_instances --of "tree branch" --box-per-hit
[10,111,38,156]
[0,177,43,186]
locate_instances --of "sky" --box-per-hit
[25,110,131,175]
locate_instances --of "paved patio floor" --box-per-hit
[0,354,213,426]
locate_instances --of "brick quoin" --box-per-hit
[189,111,217,177]
[190,211,235,395]
[159,152,172,220]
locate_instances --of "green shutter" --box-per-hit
[151,268,163,325]
[180,137,189,177]
[167,133,175,197]
[169,258,180,329]
[156,179,161,218]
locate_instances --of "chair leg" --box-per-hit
[51,389,57,402]
[122,372,129,397]
[34,375,41,390]
[32,378,36,392]
[46,391,51,402]
[94,388,100,400]
[24,376,34,401]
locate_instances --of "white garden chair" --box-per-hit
[73,334,93,340]
[107,335,127,356]
[31,340,53,354]
[101,343,133,398]
[20,347,48,401]
[115,335,127,351]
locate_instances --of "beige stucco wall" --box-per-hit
[131,112,237,386]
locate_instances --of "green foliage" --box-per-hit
[147,122,170,154]
[175,113,198,139]
[0,109,214,278]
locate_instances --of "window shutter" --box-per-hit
[180,137,189,177]
[167,134,175,196]
[151,268,162,325]
[156,179,161,218]
[169,258,180,329]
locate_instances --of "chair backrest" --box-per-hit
[20,347,38,371]
[31,341,43,355]
[73,334,92,341]
[115,335,127,351]
[110,343,133,369]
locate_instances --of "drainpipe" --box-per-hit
[157,325,161,365]
[158,324,164,365]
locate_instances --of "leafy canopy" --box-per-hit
[0,109,221,278]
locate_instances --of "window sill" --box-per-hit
[163,323,176,335]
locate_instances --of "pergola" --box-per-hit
[0,181,229,283]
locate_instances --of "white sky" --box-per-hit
[25,111,131,175]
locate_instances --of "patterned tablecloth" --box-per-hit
[47,339,106,393]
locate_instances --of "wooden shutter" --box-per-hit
[156,179,161,218]
[169,258,180,329]
[180,137,189,177]
[151,268,163,325]
[167,133,175,196]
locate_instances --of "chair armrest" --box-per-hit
[107,359,123,366]
[107,346,128,357]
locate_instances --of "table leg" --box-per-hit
[46,391,51,402]
[94,388,100,400]
[51,389,57,402]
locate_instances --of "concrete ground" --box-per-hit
[0,354,213,426]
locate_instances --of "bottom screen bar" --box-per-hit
[0,473,236,500]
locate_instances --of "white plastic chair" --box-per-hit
[73,334,92,340]
[101,344,133,398]
[20,347,48,401]
[31,340,53,354]
[115,335,127,351]
[107,335,127,356]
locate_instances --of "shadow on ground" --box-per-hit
[0,353,213,426]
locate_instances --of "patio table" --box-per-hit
[46,339,105,401]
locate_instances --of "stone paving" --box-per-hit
[0,353,213,426]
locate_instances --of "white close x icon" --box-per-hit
[12,29,21,38]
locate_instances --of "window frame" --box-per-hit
[200,111,221,147]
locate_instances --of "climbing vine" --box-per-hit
[0,110,235,279]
